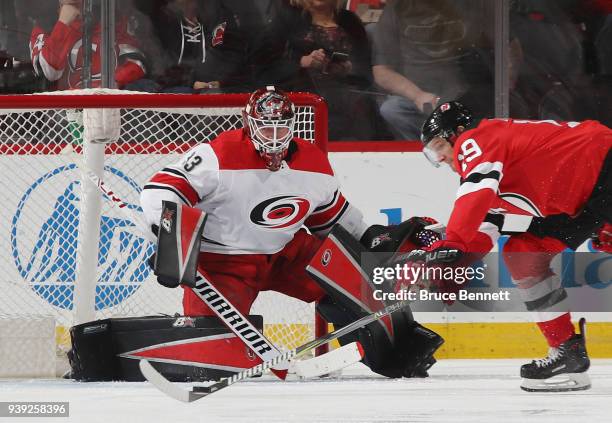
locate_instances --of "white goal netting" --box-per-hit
[0,89,327,377]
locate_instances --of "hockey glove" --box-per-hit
[403,240,470,304]
[404,240,466,266]
[360,216,440,253]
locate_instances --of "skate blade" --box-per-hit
[521,372,591,392]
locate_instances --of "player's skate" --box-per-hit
[520,318,591,392]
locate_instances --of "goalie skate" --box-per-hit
[520,318,591,392]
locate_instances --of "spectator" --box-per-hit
[0,0,49,93]
[288,0,380,139]
[140,0,218,93]
[592,7,612,126]
[1,0,17,73]
[372,0,495,140]
[193,0,303,93]
[508,0,590,120]
[578,0,612,126]
[29,0,147,91]
[595,14,612,75]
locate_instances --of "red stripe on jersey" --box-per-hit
[286,139,334,176]
[210,129,334,176]
[150,172,200,205]
[305,194,347,229]
[210,130,269,171]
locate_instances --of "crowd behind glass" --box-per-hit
[0,0,611,141]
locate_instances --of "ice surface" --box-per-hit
[1,359,611,423]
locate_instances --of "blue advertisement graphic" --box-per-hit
[11,165,154,311]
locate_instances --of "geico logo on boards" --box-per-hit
[11,164,153,310]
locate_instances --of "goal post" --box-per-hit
[0,89,329,377]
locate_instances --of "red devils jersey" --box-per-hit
[141,130,367,254]
[446,118,612,251]
[29,17,145,90]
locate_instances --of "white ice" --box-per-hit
[1,359,611,423]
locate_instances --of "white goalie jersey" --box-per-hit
[140,129,367,254]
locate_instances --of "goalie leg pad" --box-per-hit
[307,224,399,348]
[317,298,443,378]
[310,225,444,378]
[69,315,264,382]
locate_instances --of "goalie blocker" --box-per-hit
[307,218,444,378]
[152,200,206,288]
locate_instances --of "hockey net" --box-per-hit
[0,89,328,377]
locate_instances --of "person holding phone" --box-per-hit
[289,0,379,139]
[323,51,350,74]
[372,0,498,140]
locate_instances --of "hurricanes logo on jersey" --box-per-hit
[250,195,311,229]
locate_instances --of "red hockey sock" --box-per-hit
[537,313,575,348]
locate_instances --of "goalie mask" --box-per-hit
[243,86,296,171]
[420,101,473,167]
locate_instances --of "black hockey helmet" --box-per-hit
[420,101,473,146]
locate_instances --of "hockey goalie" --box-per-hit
[139,86,443,380]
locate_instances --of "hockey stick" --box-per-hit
[140,298,409,402]
[60,145,291,377]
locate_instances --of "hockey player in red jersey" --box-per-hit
[417,101,612,391]
[29,0,146,90]
[140,86,443,379]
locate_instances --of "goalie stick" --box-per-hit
[61,145,357,380]
[140,298,410,402]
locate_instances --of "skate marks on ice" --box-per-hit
[1,360,611,423]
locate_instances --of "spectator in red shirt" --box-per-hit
[29,0,147,90]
